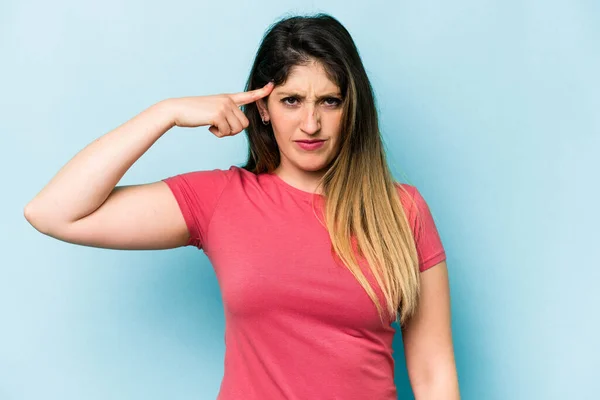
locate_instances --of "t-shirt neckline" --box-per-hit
[266,172,325,201]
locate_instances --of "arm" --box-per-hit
[23,83,274,250]
[401,261,460,399]
[23,100,192,249]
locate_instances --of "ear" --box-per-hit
[256,98,270,122]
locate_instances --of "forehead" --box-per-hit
[276,63,340,93]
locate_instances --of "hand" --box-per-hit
[166,81,274,137]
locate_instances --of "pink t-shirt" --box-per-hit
[163,165,446,400]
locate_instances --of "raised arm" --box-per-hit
[23,82,274,250]
[23,101,189,249]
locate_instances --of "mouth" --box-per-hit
[294,139,327,151]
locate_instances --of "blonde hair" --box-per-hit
[315,75,421,326]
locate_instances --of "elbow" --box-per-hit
[24,202,36,226]
[24,202,53,235]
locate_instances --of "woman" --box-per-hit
[24,13,460,400]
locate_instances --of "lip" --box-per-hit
[295,139,326,151]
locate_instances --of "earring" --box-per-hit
[261,114,270,125]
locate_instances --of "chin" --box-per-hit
[294,158,331,173]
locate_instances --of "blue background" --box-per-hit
[2,1,598,399]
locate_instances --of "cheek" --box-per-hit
[271,105,294,120]
[270,110,297,137]
[326,113,343,139]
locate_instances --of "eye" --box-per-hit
[280,96,343,107]
[324,97,342,107]
[281,97,299,106]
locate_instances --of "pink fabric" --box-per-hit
[163,165,446,400]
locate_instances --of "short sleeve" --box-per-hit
[405,185,447,272]
[162,167,234,249]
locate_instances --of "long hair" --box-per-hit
[240,13,421,327]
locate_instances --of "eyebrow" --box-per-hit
[277,91,343,100]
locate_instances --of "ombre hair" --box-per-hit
[240,13,422,327]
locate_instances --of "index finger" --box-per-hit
[230,82,275,106]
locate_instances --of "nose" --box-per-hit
[300,104,320,135]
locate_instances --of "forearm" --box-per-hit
[412,370,460,400]
[24,100,175,230]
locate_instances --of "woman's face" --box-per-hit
[258,61,344,176]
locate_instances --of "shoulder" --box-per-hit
[393,182,437,228]
[393,182,419,214]
[164,165,245,185]
[394,181,447,270]
[173,165,265,198]
[161,166,248,205]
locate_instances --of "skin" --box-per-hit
[257,61,344,195]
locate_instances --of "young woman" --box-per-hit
[24,13,460,400]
